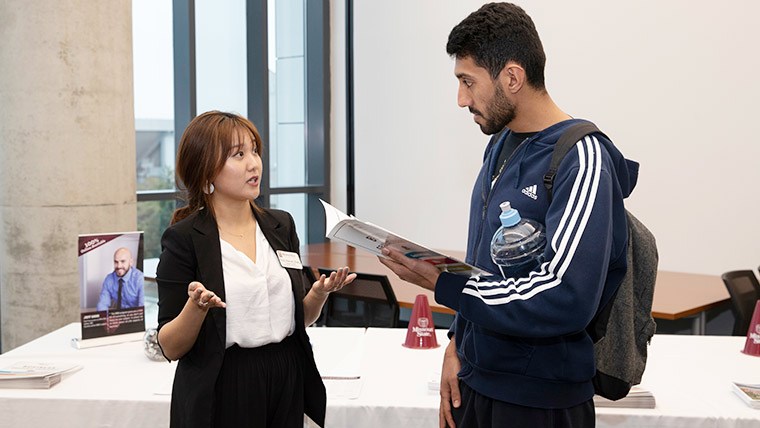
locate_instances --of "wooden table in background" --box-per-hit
[301,242,455,314]
[651,270,730,335]
[303,243,732,333]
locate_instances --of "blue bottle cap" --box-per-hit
[499,201,521,227]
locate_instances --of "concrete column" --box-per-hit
[0,0,136,351]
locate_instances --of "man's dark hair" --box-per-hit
[446,2,546,90]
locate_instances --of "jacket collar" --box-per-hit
[253,206,289,253]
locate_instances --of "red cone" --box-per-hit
[742,300,760,357]
[403,294,439,349]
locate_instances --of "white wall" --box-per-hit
[329,0,348,212]
[341,0,760,275]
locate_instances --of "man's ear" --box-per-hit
[500,62,525,94]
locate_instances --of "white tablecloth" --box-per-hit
[312,329,760,428]
[0,323,173,427]
[308,327,447,427]
[595,334,760,428]
[0,324,758,428]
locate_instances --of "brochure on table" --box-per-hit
[74,231,146,349]
[592,386,656,409]
[732,381,760,409]
[0,361,83,389]
[321,200,486,276]
[309,327,365,400]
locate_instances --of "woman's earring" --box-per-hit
[203,182,215,195]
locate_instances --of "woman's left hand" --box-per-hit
[311,266,357,297]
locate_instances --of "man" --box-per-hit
[96,247,145,311]
[379,3,638,427]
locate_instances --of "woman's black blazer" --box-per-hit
[156,206,326,428]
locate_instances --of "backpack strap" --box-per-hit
[543,122,609,203]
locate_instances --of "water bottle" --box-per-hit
[490,201,546,278]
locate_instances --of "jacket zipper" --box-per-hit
[471,137,531,265]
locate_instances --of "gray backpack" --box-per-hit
[544,121,659,400]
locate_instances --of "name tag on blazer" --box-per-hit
[276,250,303,270]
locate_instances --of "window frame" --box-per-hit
[137,0,330,246]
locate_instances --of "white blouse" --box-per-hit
[220,221,296,349]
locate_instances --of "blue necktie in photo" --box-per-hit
[116,278,124,309]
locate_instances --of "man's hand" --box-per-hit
[377,247,440,291]
[439,337,462,428]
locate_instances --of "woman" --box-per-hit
[156,111,355,428]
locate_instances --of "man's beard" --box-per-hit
[477,82,515,135]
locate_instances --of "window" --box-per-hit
[195,0,248,116]
[133,0,330,263]
[249,0,330,245]
[133,0,176,262]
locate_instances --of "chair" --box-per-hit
[721,270,760,336]
[318,268,400,328]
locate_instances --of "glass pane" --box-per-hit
[137,200,175,261]
[270,193,306,247]
[271,123,306,187]
[276,57,305,123]
[195,0,248,117]
[135,122,175,191]
[268,0,307,188]
[145,278,158,329]
[132,0,176,191]
[138,199,171,329]
[275,0,303,57]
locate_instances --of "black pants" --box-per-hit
[450,380,595,428]
[213,335,305,428]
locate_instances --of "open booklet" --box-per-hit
[321,200,486,276]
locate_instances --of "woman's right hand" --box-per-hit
[188,281,226,310]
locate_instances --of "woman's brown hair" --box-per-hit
[170,111,263,225]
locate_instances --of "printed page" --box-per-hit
[78,231,146,342]
[0,361,82,389]
[0,361,81,379]
[320,199,486,275]
[732,381,760,408]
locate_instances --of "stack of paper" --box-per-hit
[0,362,82,389]
[593,386,656,408]
[732,381,760,408]
[310,328,365,400]
[428,370,441,392]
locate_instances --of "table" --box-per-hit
[0,323,173,427]
[1,323,758,428]
[309,329,760,428]
[651,271,730,335]
[303,243,732,333]
[302,242,456,314]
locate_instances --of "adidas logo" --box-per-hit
[521,184,538,200]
